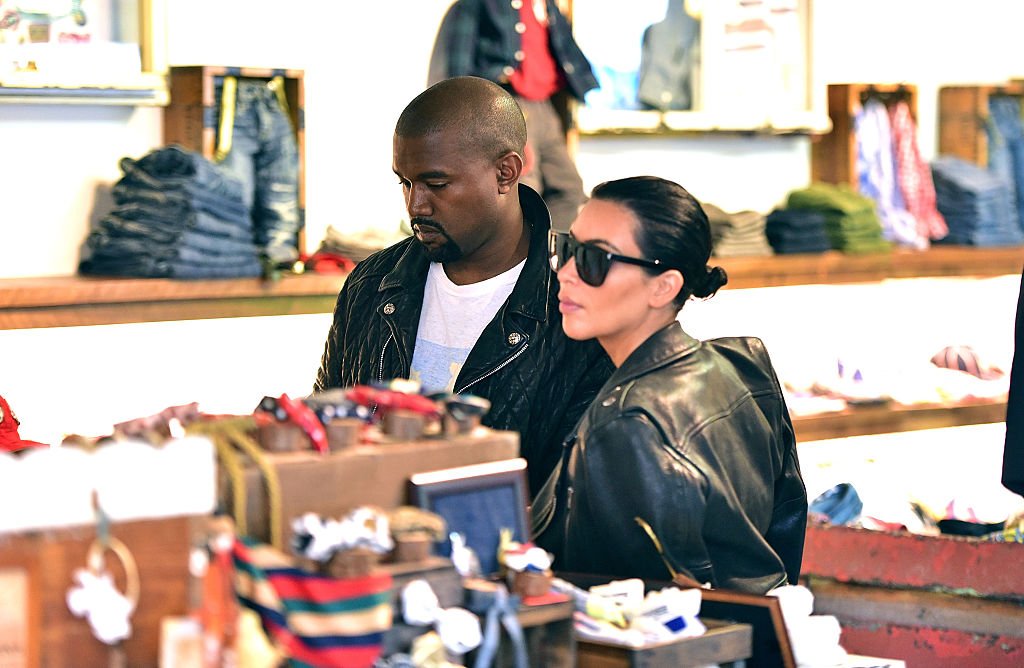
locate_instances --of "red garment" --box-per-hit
[889,100,948,241]
[507,2,563,101]
[0,394,46,452]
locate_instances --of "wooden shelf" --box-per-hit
[716,246,1024,289]
[1,245,1019,329]
[793,398,1008,442]
[0,273,346,329]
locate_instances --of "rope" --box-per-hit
[189,417,284,550]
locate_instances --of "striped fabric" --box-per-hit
[233,538,393,668]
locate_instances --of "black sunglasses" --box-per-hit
[548,230,666,287]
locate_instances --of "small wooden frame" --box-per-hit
[695,588,796,668]
[409,458,529,576]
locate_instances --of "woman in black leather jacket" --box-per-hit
[532,176,807,593]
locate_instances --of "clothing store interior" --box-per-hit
[2,1,1023,666]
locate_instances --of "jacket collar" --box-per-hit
[378,184,552,323]
[606,321,700,386]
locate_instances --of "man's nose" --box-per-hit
[407,184,432,217]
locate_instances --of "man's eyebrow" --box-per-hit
[393,169,450,180]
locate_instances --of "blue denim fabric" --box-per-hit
[214,77,301,263]
[94,214,258,256]
[112,180,251,225]
[987,95,1024,230]
[81,254,263,279]
[79,145,264,279]
[81,230,262,278]
[121,145,247,202]
[932,156,1024,246]
[108,200,252,241]
[765,208,832,254]
[84,234,255,263]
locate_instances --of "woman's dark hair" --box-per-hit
[590,175,728,308]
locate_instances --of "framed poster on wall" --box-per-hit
[0,0,168,105]
[569,0,828,134]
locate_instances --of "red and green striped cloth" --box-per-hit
[233,537,393,667]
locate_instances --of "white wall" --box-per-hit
[7,0,1024,278]
[2,1,1022,442]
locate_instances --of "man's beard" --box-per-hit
[412,217,463,263]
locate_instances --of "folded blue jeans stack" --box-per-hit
[79,145,263,279]
[765,208,833,254]
[931,155,1024,246]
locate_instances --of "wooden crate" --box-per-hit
[0,515,201,667]
[938,83,1024,166]
[163,65,307,253]
[227,429,521,549]
[811,83,917,187]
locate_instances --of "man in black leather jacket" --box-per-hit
[314,77,612,495]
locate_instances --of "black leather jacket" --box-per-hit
[314,185,613,494]
[533,322,807,593]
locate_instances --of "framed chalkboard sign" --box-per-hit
[409,457,529,576]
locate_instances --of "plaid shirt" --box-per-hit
[434,0,598,102]
[889,100,948,241]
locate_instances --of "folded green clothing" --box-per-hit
[837,237,893,254]
[787,183,877,215]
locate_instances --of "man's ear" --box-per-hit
[650,270,684,309]
[496,151,524,194]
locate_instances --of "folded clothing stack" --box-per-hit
[79,145,263,279]
[931,155,1024,247]
[704,202,774,257]
[785,183,891,254]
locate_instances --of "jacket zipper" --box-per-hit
[563,485,574,555]
[455,343,529,395]
[372,333,394,416]
[377,333,392,385]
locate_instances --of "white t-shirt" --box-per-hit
[410,260,525,393]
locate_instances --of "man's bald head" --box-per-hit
[395,76,527,161]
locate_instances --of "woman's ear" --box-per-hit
[649,270,684,309]
[496,151,524,194]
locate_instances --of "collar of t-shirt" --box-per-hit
[409,259,527,393]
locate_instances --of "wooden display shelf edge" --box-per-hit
[717,246,1024,289]
[793,398,1007,442]
[0,273,346,329]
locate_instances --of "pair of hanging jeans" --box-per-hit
[987,95,1024,231]
[214,76,302,263]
